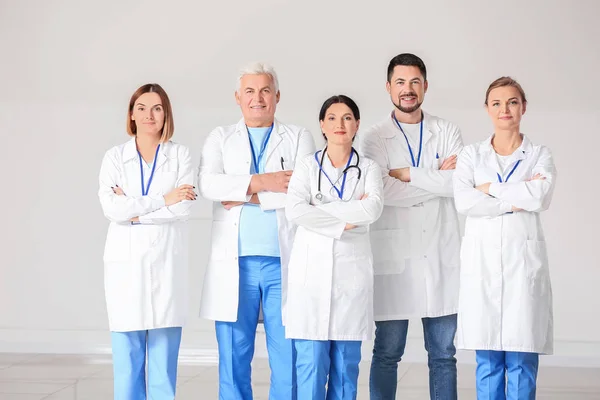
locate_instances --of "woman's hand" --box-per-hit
[528,173,546,181]
[112,185,125,196]
[164,184,196,206]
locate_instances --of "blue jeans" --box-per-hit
[215,256,295,400]
[476,350,539,400]
[369,314,458,400]
[111,327,182,400]
[295,340,362,400]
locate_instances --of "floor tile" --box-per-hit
[0,381,72,395]
[0,365,101,381]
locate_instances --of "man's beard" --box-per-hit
[393,94,422,114]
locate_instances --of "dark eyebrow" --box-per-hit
[135,103,146,106]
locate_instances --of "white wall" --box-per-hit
[1,0,599,367]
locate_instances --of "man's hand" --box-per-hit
[440,155,457,170]
[262,170,293,193]
[221,201,245,210]
[475,182,491,194]
[249,171,293,194]
[389,167,411,182]
[221,194,260,210]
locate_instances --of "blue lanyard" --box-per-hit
[497,160,521,183]
[315,150,353,199]
[138,144,160,196]
[247,124,274,173]
[392,112,423,167]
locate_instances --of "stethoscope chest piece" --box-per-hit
[315,192,323,201]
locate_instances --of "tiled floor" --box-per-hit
[0,353,598,399]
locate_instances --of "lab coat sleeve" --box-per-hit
[98,151,166,223]
[314,161,384,226]
[453,147,513,217]
[285,157,347,239]
[488,146,556,212]
[409,124,464,197]
[258,127,316,211]
[138,146,196,224]
[360,130,436,207]
[198,128,252,202]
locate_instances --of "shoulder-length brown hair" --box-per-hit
[127,83,175,142]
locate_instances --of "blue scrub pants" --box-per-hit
[111,327,182,400]
[295,339,362,400]
[476,350,539,400]
[215,256,295,400]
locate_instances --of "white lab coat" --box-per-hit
[453,135,556,354]
[98,139,194,332]
[284,150,384,340]
[359,112,463,320]
[198,119,315,322]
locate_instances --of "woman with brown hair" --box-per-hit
[98,83,196,399]
[453,77,557,399]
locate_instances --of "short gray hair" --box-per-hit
[237,62,280,93]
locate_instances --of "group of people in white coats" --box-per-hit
[98,53,556,400]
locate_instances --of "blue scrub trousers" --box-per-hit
[215,256,295,400]
[111,327,182,400]
[295,339,362,400]
[476,350,539,400]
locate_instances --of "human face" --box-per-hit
[320,103,360,146]
[235,73,280,127]
[486,86,527,131]
[386,65,428,114]
[130,92,165,136]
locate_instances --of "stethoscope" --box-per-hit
[315,146,362,201]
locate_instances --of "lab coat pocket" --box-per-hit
[161,171,178,193]
[370,229,409,275]
[103,223,131,262]
[525,240,549,295]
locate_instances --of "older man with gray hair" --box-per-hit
[198,62,315,399]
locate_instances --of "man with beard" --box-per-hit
[359,53,464,400]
